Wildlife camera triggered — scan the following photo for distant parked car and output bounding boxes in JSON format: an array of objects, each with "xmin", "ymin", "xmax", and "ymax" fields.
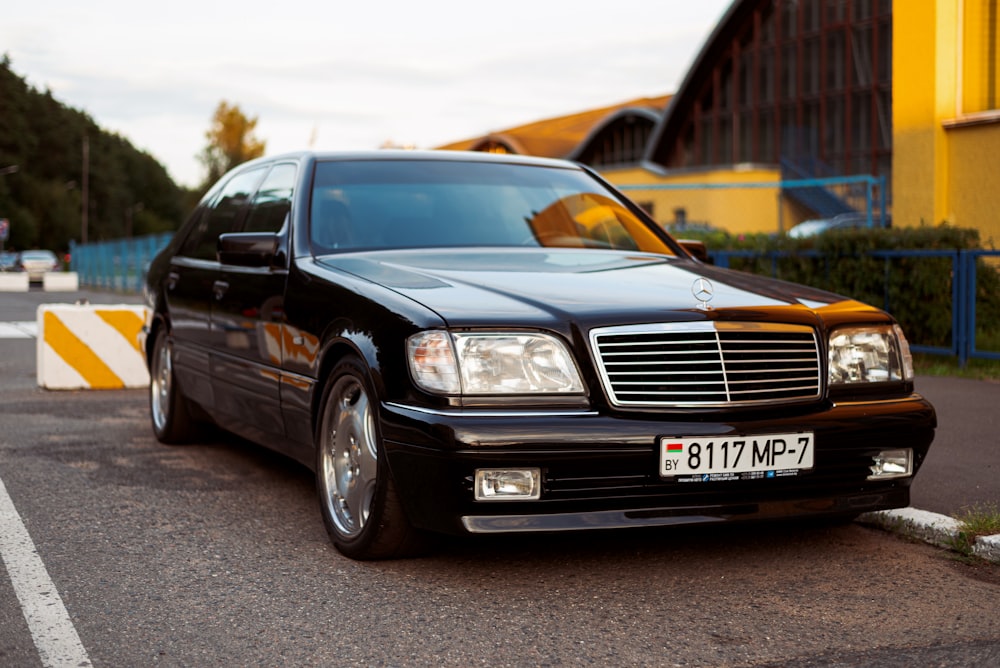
[
  {"xmin": 16, "ymin": 249, "xmax": 61, "ymax": 282},
  {"xmin": 788, "ymin": 212, "xmax": 891, "ymax": 238},
  {"xmin": 663, "ymin": 221, "xmax": 725, "ymax": 235},
  {"xmin": 0, "ymin": 251, "xmax": 17, "ymax": 271}
]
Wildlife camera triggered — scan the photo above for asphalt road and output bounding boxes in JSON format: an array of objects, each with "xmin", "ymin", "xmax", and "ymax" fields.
[
  {"xmin": 909, "ymin": 375, "xmax": 1000, "ymax": 516},
  {"xmin": 1, "ymin": 287, "xmax": 998, "ymax": 667}
]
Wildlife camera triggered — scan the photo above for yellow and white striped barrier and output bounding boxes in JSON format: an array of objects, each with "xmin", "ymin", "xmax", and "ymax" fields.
[{"xmin": 36, "ymin": 304, "xmax": 150, "ymax": 390}]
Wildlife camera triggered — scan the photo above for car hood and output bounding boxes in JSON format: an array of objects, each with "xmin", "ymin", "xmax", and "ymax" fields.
[{"xmin": 318, "ymin": 248, "xmax": 865, "ymax": 328}]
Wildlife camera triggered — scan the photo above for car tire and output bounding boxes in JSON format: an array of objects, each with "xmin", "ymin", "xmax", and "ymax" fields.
[
  {"xmin": 149, "ymin": 326, "xmax": 197, "ymax": 444},
  {"xmin": 315, "ymin": 356, "xmax": 428, "ymax": 560}
]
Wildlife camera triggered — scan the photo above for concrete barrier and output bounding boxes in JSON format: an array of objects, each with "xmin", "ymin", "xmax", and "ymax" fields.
[
  {"xmin": 37, "ymin": 304, "xmax": 150, "ymax": 390},
  {"xmin": 0, "ymin": 272, "xmax": 29, "ymax": 292},
  {"xmin": 43, "ymin": 272, "xmax": 80, "ymax": 291}
]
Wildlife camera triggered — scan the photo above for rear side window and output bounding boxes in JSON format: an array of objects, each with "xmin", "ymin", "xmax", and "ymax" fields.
[
  {"xmin": 244, "ymin": 163, "xmax": 296, "ymax": 234},
  {"xmin": 180, "ymin": 167, "xmax": 266, "ymax": 260}
]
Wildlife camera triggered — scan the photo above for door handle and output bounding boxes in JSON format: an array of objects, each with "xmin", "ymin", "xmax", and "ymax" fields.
[
  {"xmin": 167, "ymin": 271, "xmax": 179, "ymax": 290},
  {"xmin": 213, "ymin": 280, "xmax": 229, "ymax": 300}
]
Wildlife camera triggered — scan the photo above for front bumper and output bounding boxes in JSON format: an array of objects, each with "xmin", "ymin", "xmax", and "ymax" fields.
[
  {"xmin": 380, "ymin": 395, "xmax": 936, "ymax": 535},
  {"xmin": 460, "ymin": 488, "xmax": 910, "ymax": 533}
]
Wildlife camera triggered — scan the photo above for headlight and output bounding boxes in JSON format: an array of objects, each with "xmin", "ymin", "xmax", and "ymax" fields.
[
  {"xmin": 407, "ymin": 331, "xmax": 584, "ymax": 395},
  {"xmin": 828, "ymin": 325, "xmax": 913, "ymax": 384}
]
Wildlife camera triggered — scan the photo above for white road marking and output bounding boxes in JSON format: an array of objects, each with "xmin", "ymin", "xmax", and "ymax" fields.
[
  {"xmin": 0, "ymin": 321, "xmax": 38, "ymax": 338},
  {"xmin": 0, "ymin": 477, "xmax": 92, "ymax": 667}
]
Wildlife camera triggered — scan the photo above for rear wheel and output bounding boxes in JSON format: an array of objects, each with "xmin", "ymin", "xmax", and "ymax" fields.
[
  {"xmin": 149, "ymin": 327, "xmax": 197, "ymax": 444},
  {"xmin": 316, "ymin": 356, "xmax": 427, "ymax": 560}
]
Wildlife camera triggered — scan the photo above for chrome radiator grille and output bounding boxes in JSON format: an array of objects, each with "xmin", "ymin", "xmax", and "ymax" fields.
[{"xmin": 590, "ymin": 322, "xmax": 821, "ymax": 407}]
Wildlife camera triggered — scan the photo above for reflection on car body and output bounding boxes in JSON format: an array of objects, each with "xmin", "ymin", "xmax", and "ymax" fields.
[{"xmin": 143, "ymin": 151, "xmax": 935, "ymax": 560}]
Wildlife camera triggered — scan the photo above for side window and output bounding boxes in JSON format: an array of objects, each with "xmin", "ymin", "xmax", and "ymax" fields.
[
  {"xmin": 243, "ymin": 163, "xmax": 296, "ymax": 234},
  {"xmin": 180, "ymin": 167, "xmax": 266, "ymax": 260}
]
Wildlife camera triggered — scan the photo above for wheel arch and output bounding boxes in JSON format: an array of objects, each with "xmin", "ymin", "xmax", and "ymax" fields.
[
  {"xmin": 311, "ymin": 331, "xmax": 385, "ymax": 441},
  {"xmin": 145, "ymin": 310, "xmax": 169, "ymax": 369}
]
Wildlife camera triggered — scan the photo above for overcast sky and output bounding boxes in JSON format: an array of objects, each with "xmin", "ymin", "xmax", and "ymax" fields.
[{"xmin": 3, "ymin": 0, "xmax": 732, "ymax": 187}]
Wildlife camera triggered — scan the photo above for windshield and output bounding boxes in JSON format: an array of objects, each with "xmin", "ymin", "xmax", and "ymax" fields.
[{"xmin": 309, "ymin": 159, "xmax": 676, "ymax": 256}]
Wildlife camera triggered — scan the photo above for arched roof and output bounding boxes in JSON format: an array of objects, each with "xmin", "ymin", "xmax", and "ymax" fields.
[
  {"xmin": 645, "ymin": 0, "xmax": 755, "ymax": 166},
  {"xmin": 437, "ymin": 95, "xmax": 670, "ymax": 161},
  {"xmin": 566, "ymin": 106, "xmax": 662, "ymax": 165},
  {"xmin": 644, "ymin": 0, "xmax": 893, "ymax": 184}
]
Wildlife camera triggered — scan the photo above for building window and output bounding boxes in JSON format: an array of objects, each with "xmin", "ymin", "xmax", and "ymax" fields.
[
  {"xmin": 482, "ymin": 142, "xmax": 512, "ymax": 154},
  {"xmin": 963, "ymin": 0, "xmax": 1000, "ymax": 113}
]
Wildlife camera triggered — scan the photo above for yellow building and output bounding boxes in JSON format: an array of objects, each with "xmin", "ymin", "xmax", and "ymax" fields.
[{"xmin": 894, "ymin": 0, "xmax": 1000, "ymax": 246}]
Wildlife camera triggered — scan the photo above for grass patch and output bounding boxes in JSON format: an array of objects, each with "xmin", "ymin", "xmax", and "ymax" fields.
[
  {"xmin": 913, "ymin": 354, "xmax": 1000, "ymax": 382},
  {"xmin": 948, "ymin": 504, "xmax": 1000, "ymax": 558}
]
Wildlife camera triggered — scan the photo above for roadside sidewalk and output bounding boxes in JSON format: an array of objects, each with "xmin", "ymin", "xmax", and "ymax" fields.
[{"xmin": 860, "ymin": 508, "xmax": 1000, "ymax": 563}]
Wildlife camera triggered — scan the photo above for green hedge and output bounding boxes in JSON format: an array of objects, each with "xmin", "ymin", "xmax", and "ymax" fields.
[{"xmin": 682, "ymin": 225, "xmax": 1000, "ymax": 351}]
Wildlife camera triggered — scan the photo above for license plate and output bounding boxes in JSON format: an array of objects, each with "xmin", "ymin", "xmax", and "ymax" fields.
[{"xmin": 659, "ymin": 433, "xmax": 814, "ymax": 478}]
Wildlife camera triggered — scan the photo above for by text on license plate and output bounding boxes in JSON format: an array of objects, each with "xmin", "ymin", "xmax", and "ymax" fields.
[{"xmin": 659, "ymin": 433, "xmax": 814, "ymax": 479}]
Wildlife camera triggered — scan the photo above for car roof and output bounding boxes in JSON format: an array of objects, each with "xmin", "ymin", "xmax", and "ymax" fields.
[
  {"xmin": 239, "ymin": 149, "xmax": 583, "ymax": 171},
  {"xmin": 19, "ymin": 250, "xmax": 57, "ymax": 258}
]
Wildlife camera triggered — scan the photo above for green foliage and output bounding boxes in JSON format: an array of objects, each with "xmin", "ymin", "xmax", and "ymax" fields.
[
  {"xmin": 913, "ymin": 354, "xmax": 1000, "ymax": 382},
  {"xmin": 948, "ymin": 504, "xmax": 1000, "ymax": 558},
  {"xmin": 197, "ymin": 101, "xmax": 267, "ymax": 191},
  {"xmin": 690, "ymin": 225, "xmax": 1000, "ymax": 351},
  {"xmin": 0, "ymin": 57, "xmax": 190, "ymax": 252}
]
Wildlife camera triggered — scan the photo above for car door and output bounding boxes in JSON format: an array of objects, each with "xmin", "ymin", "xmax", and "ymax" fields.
[
  {"xmin": 165, "ymin": 166, "xmax": 266, "ymax": 413},
  {"xmin": 210, "ymin": 162, "xmax": 295, "ymax": 445}
]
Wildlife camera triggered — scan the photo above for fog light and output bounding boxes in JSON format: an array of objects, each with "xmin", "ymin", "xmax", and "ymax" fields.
[
  {"xmin": 474, "ymin": 469, "xmax": 541, "ymax": 501},
  {"xmin": 868, "ymin": 449, "xmax": 913, "ymax": 480}
]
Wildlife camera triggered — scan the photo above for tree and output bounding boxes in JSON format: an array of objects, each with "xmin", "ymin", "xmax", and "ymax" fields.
[
  {"xmin": 197, "ymin": 101, "xmax": 266, "ymax": 189},
  {"xmin": 0, "ymin": 57, "xmax": 187, "ymax": 250}
]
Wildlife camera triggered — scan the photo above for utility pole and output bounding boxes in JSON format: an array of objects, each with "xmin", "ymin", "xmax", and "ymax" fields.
[
  {"xmin": 1, "ymin": 166, "xmax": 19, "ymax": 250},
  {"xmin": 81, "ymin": 136, "xmax": 89, "ymax": 245},
  {"xmin": 125, "ymin": 203, "xmax": 143, "ymax": 239}
]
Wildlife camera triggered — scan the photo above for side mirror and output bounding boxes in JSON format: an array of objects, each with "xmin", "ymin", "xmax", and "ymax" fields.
[
  {"xmin": 218, "ymin": 232, "xmax": 281, "ymax": 267},
  {"xmin": 677, "ymin": 239, "xmax": 713, "ymax": 264}
]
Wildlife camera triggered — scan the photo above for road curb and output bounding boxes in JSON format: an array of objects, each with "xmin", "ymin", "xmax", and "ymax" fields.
[
  {"xmin": 858, "ymin": 507, "xmax": 1000, "ymax": 564},
  {"xmin": 974, "ymin": 534, "xmax": 1000, "ymax": 563}
]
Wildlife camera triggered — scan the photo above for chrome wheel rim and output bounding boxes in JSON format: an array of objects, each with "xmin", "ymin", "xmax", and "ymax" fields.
[
  {"xmin": 321, "ymin": 375, "xmax": 378, "ymax": 538},
  {"xmin": 151, "ymin": 336, "xmax": 171, "ymax": 432}
]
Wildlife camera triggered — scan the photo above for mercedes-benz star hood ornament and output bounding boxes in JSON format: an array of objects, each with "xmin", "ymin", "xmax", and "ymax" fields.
[{"xmin": 692, "ymin": 277, "xmax": 714, "ymax": 310}]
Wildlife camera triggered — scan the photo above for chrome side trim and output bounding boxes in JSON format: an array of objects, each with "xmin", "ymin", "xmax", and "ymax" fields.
[{"xmin": 384, "ymin": 402, "xmax": 598, "ymax": 418}]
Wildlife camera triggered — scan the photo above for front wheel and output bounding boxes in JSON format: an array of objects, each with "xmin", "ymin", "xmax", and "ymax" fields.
[{"xmin": 315, "ymin": 356, "xmax": 427, "ymax": 560}]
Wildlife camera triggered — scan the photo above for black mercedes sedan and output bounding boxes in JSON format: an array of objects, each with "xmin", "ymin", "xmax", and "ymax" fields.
[{"xmin": 143, "ymin": 150, "xmax": 936, "ymax": 560}]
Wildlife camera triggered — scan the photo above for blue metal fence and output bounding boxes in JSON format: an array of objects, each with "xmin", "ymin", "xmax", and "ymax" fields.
[{"xmin": 69, "ymin": 233, "xmax": 173, "ymax": 294}]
